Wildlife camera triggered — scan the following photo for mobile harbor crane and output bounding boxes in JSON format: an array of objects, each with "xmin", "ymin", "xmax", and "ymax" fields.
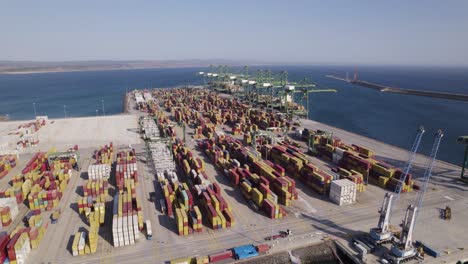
[
  {"xmin": 388, "ymin": 130, "xmax": 443, "ymax": 263},
  {"xmin": 370, "ymin": 126, "xmax": 425, "ymax": 244}
]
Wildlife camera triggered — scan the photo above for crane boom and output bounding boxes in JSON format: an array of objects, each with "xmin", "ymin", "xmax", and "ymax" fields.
[
  {"xmin": 414, "ymin": 129, "xmax": 443, "ymax": 224},
  {"xmin": 394, "ymin": 126, "xmax": 425, "ymax": 202}
]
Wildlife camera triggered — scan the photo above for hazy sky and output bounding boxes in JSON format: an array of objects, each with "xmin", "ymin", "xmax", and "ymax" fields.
[{"xmin": 1, "ymin": 0, "xmax": 468, "ymax": 66}]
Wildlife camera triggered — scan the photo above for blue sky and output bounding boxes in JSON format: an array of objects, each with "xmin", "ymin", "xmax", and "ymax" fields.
[{"xmin": 1, "ymin": 0, "xmax": 467, "ymax": 66}]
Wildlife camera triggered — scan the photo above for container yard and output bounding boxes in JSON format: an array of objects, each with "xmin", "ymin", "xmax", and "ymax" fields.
[{"xmin": 0, "ymin": 84, "xmax": 465, "ymax": 264}]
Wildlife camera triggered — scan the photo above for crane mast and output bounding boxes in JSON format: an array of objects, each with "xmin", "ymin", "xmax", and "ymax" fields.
[{"xmin": 370, "ymin": 193, "xmax": 394, "ymax": 242}]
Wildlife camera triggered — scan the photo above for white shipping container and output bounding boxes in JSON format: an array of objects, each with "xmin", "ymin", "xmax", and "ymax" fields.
[
  {"xmin": 329, "ymin": 179, "xmax": 356, "ymax": 206},
  {"xmin": 335, "ymin": 147, "xmax": 346, "ymax": 156},
  {"xmin": 332, "ymin": 153, "xmax": 342, "ymax": 164}
]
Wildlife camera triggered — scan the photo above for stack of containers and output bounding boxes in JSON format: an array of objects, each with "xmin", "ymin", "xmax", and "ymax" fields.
[
  {"xmin": 94, "ymin": 143, "xmax": 114, "ymax": 165},
  {"xmin": 329, "ymin": 179, "xmax": 357, "ymax": 206},
  {"xmin": 199, "ymin": 136, "xmax": 290, "ymax": 219},
  {"xmin": 335, "ymin": 168, "xmax": 365, "ymax": 192},
  {"xmin": 83, "ymin": 179, "xmax": 109, "ymax": 198},
  {"xmin": 299, "ymin": 163, "xmax": 333, "ymax": 195},
  {"xmin": 115, "ymin": 150, "xmax": 138, "ymax": 191},
  {"xmin": 71, "ymin": 232, "xmax": 80, "ymax": 256},
  {"xmin": 0, "ymin": 233, "xmax": 9, "ymax": 263},
  {"xmin": 7, "ymin": 231, "xmax": 31, "ymax": 264},
  {"xmin": 87, "ymin": 164, "xmax": 111, "ymax": 180},
  {"xmin": 27, "ymin": 214, "xmax": 47, "ymax": 249},
  {"xmin": 87, "ymin": 211, "xmax": 99, "ymax": 254},
  {"xmin": 112, "ymin": 189, "xmax": 142, "ymax": 247},
  {"xmin": 230, "ymin": 167, "xmax": 282, "ymax": 219},
  {"xmin": 0, "ymin": 155, "xmax": 17, "ymax": 179},
  {"xmin": 27, "ymin": 189, "xmax": 61, "ymax": 211},
  {"xmin": 172, "ymin": 140, "xmax": 234, "ymax": 231},
  {"xmin": 0, "ymin": 197, "xmax": 19, "ymax": 227}
]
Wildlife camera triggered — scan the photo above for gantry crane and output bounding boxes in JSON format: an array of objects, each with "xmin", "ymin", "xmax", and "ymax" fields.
[
  {"xmin": 389, "ymin": 130, "xmax": 443, "ymax": 263},
  {"xmin": 276, "ymin": 77, "xmax": 336, "ymax": 121},
  {"xmin": 457, "ymin": 136, "xmax": 468, "ymax": 180},
  {"xmin": 370, "ymin": 126, "xmax": 425, "ymax": 245}
]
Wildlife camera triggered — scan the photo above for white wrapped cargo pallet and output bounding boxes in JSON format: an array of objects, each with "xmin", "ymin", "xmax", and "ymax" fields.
[
  {"xmin": 78, "ymin": 232, "xmax": 86, "ymax": 253},
  {"xmin": 123, "ymin": 215, "xmax": 128, "ymax": 246},
  {"xmin": 88, "ymin": 164, "xmax": 111, "ymax": 179},
  {"xmin": 133, "ymin": 214, "xmax": 140, "ymax": 240},
  {"xmin": 112, "ymin": 217, "xmax": 119, "ymax": 247},
  {"xmin": 149, "ymin": 142, "xmax": 175, "ymax": 172},
  {"xmin": 329, "ymin": 179, "xmax": 357, "ymax": 206},
  {"xmin": 128, "ymin": 215, "xmax": 135, "ymax": 245},
  {"xmin": 332, "ymin": 153, "xmax": 342, "ymax": 164},
  {"xmin": 118, "ymin": 216, "xmax": 124, "ymax": 246}
]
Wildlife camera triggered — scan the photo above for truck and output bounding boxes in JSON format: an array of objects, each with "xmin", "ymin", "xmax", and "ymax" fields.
[
  {"xmin": 51, "ymin": 209, "xmax": 61, "ymax": 224},
  {"xmin": 264, "ymin": 229, "xmax": 291, "ymax": 241},
  {"xmin": 146, "ymin": 219, "xmax": 152, "ymax": 240}
]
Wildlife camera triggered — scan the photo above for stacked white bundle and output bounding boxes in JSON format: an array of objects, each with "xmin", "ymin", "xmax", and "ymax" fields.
[
  {"xmin": 116, "ymin": 162, "xmax": 137, "ymax": 180},
  {"xmin": 134, "ymin": 92, "xmax": 144, "ymax": 104},
  {"xmin": 332, "ymin": 147, "xmax": 346, "ymax": 164},
  {"xmin": 88, "ymin": 164, "xmax": 111, "ymax": 179},
  {"xmin": 132, "ymin": 213, "xmax": 140, "ymax": 241},
  {"xmin": 112, "ymin": 194, "xmax": 140, "ymax": 247},
  {"xmin": 143, "ymin": 92, "xmax": 153, "ymax": 102},
  {"xmin": 78, "ymin": 232, "xmax": 86, "ymax": 255},
  {"xmin": 141, "ymin": 118, "xmax": 160, "ymax": 140},
  {"xmin": 148, "ymin": 142, "xmax": 176, "ymax": 173},
  {"xmin": 329, "ymin": 179, "xmax": 357, "ymax": 206},
  {"xmin": 122, "ymin": 216, "xmax": 129, "ymax": 246}
]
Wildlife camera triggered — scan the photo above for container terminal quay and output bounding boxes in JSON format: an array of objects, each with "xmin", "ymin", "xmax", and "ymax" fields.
[{"xmin": 0, "ymin": 68, "xmax": 467, "ymax": 264}]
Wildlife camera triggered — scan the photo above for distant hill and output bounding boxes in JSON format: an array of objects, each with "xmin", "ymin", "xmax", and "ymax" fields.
[{"xmin": 0, "ymin": 60, "xmax": 264, "ymax": 74}]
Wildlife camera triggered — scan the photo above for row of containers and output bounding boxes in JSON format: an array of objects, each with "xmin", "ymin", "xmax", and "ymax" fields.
[
  {"xmin": 200, "ymin": 132, "xmax": 300, "ymax": 218},
  {"xmin": 0, "ymin": 155, "xmax": 17, "ymax": 179},
  {"xmin": 170, "ymin": 244, "xmax": 270, "ymax": 264},
  {"xmin": 150, "ymin": 137, "xmax": 235, "ymax": 236},
  {"xmin": 113, "ymin": 148, "xmax": 144, "ymax": 247},
  {"xmin": 73, "ymin": 144, "xmax": 111, "ymax": 257},
  {"xmin": 299, "ymin": 129, "xmax": 414, "ymax": 193},
  {"xmin": 172, "ymin": 140, "xmax": 235, "ymax": 232},
  {"xmin": 72, "ymin": 210, "xmax": 101, "ymax": 256}
]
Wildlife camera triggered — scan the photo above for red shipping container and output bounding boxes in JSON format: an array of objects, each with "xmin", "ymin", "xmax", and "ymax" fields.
[
  {"xmin": 256, "ymin": 244, "xmax": 269, "ymax": 253},
  {"xmin": 209, "ymin": 251, "xmax": 233, "ymax": 263}
]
